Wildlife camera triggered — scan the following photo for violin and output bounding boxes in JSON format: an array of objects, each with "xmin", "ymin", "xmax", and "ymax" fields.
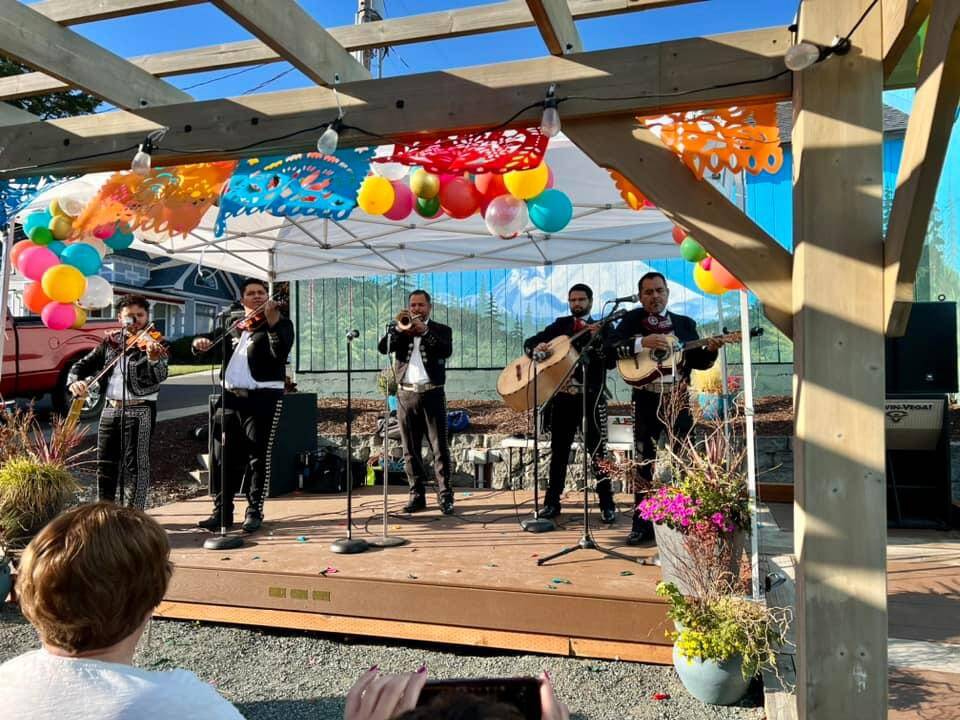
[{"xmin": 106, "ymin": 324, "xmax": 169, "ymax": 357}]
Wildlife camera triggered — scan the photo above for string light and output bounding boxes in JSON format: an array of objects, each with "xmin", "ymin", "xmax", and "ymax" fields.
[
  {"xmin": 539, "ymin": 83, "xmax": 561, "ymax": 138},
  {"xmin": 130, "ymin": 128, "xmax": 168, "ymax": 176},
  {"xmin": 784, "ymin": 35, "xmax": 851, "ymax": 71},
  {"xmin": 317, "ymin": 117, "xmax": 344, "ymax": 154}
]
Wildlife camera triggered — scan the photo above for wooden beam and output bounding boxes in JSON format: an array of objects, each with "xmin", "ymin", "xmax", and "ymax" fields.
[
  {"xmin": 792, "ymin": 0, "xmax": 887, "ymax": 717},
  {"xmin": 884, "ymin": 0, "xmax": 960, "ymax": 336},
  {"xmin": 0, "ymin": 0, "xmax": 702, "ymax": 102},
  {"xmin": 883, "ymin": 0, "xmax": 931, "ymax": 77},
  {"xmin": 0, "ymin": 0, "xmax": 191, "ymax": 109},
  {"xmin": 564, "ymin": 115, "xmax": 794, "ymax": 337},
  {"xmin": 210, "ymin": 0, "xmax": 369, "ymax": 85},
  {"xmin": 526, "ymin": 0, "xmax": 583, "ymax": 55},
  {"xmin": 29, "ymin": 0, "xmax": 204, "ymax": 24},
  {"xmin": 0, "ymin": 27, "xmax": 792, "ymax": 179},
  {"xmin": 0, "ymin": 102, "xmax": 39, "ymax": 126}
]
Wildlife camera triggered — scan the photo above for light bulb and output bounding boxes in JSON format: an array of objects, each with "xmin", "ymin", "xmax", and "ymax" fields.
[
  {"xmin": 317, "ymin": 124, "xmax": 339, "ymax": 154},
  {"xmin": 785, "ymin": 42, "xmax": 822, "ymax": 71},
  {"xmin": 540, "ymin": 106, "xmax": 561, "ymax": 138},
  {"xmin": 131, "ymin": 144, "xmax": 152, "ymax": 175}
]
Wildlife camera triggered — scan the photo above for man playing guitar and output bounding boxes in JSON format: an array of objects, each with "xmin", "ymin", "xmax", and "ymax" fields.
[{"xmin": 610, "ymin": 272, "xmax": 724, "ymax": 545}]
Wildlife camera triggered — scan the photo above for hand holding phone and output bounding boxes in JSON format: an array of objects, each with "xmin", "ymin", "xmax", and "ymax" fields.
[{"xmin": 416, "ymin": 673, "xmax": 567, "ymax": 720}]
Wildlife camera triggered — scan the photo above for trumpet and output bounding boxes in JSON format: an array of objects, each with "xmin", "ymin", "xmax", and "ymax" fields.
[{"xmin": 395, "ymin": 309, "xmax": 422, "ymax": 333}]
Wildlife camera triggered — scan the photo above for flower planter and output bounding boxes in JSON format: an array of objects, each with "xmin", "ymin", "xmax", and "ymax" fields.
[
  {"xmin": 654, "ymin": 523, "xmax": 746, "ymax": 596},
  {"xmin": 672, "ymin": 643, "xmax": 751, "ymax": 705},
  {"xmin": 387, "ymin": 395, "xmax": 398, "ymax": 412},
  {"xmin": 697, "ymin": 392, "xmax": 732, "ymax": 421}
]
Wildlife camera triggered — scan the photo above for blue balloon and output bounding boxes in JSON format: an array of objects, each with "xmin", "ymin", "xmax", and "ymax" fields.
[
  {"xmin": 61, "ymin": 243, "xmax": 103, "ymax": 276},
  {"xmin": 105, "ymin": 228, "xmax": 134, "ymax": 250},
  {"xmin": 23, "ymin": 210, "xmax": 52, "ymax": 234},
  {"xmin": 527, "ymin": 189, "xmax": 573, "ymax": 233},
  {"xmin": 48, "ymin": 240, "xmax": 67, "ymax": 256}
]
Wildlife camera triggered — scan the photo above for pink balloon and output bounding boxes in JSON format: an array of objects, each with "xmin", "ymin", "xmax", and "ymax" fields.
[
  {"xmin": 383, "ymin": 181, "xmax": 415, "ymax": 221},
  {"xmin": 41, "ymin": 302, "xmax": 77, "ymax": 330},
  {"xmin": 701, "ymin": 257, "xmax": 713, "ymax": 271},
  {"xmin": 18, "ymin": 245, "xmax": 60, "ymax": 281},
  {"xmin": 545, "ymin": 166, "xmax": 555, "ymax": 190},
  {"xmin": 93, "ymin": 223, "xmax": 116, "ymax": 240}
]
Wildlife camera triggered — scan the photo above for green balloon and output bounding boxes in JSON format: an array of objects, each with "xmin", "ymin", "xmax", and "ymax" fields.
[
  {"xmin": 680, "ymin": 236, "xmax": 706, "ymax": 263},
  {"xmin": 415, "ymin": 195, "xmax": 441, "ymax": 218},
  {"xmin": 29, "ymin": 226, "xmax": 54, "ymax": 246}
]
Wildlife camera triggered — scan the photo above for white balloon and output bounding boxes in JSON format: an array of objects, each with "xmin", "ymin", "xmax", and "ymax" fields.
[
  {"xmin": 78, "ymin": 275, "xmax": 114, "ymax": 309},
  {"xmin": 58, "ymin": 195, "xmax": 86, "ymax": 218},
  {"xmin": 372, "ymin": 161, "xmax": 409, "ymax": 182},
  {"xmin": 484, "ymin": 194, "xmax": 529, "ymax": 237},
  {"xmin": 84, "ymin": 237, "xmax": 109, "ymax": 259}
]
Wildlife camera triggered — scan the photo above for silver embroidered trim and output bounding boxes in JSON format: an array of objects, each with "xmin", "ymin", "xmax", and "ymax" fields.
[{"xmin": 259, "ymin": 398, "xmax": 283, "ymax": 513}]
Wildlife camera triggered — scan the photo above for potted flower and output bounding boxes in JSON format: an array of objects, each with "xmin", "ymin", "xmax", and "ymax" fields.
[
  {"xmin": 657, "ymin": 581, "xmax": 791, "ymax": 705},
  {"xmin": 376, "ymin": 367, "xmax": 399, "ymax": 412},
  {"xmin": 637, "ymin": 405, "xmax": 750, "ymax": 596},
  {"xmin": 690, "ymin": 366, "xmax": 740, "ymax": 421}
]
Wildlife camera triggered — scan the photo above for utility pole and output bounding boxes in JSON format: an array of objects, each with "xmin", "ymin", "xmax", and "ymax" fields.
[{"xmin": 353, "ymin": 0, "xmax": 386, "ymax": 76}]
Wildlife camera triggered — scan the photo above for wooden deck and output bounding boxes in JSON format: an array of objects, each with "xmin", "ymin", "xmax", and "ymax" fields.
[{"xmin": 150, "ymin": 488, "xmax": 673, "ymax": 663}]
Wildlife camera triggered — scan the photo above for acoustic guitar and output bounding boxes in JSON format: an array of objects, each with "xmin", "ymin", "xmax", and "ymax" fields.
[{"xmin": 617, "ymin": 327, "xmax": 762, "ymax": 388}]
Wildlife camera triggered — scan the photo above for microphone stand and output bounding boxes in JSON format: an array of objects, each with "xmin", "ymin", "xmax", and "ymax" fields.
[
  {"xmin": 204, "ymin": 310, "xmax": 243, "ymax": 551},
  {"xmin": 538, "ymin": 309, "xmax": 650, "ymax": 566},
  {"xmin": 521, "ymin": 352, "xmax": 554, "ymax": 533},
  {"xmin": 369, "ymin": 323, "xmax": 407, "ymax": 548},
  {"xmin": 331, "ymin": 330, "xmax": 369, "ymax": 554},
  {"xmin": 117, "ymin": 320, "xmax": 128, "ymax": 506}
]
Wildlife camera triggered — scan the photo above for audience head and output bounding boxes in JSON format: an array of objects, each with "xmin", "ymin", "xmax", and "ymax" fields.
[{"xmin": 18, "ymin": 502, "xmax": 172, "ymax": 654}]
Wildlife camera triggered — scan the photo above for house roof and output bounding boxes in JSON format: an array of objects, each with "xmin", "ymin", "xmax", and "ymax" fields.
[{"xmin": 775, "ymin": 102, "xmax": 909, "ymax": 143}]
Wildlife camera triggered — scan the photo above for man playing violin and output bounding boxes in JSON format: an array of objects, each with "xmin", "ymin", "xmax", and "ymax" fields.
[
  {"xmin": 523, "ymin": 283, "xmax": 617, "ymax": 523},
  {"xmin": 609, "ymin": 272, "xmax": 723, "ymax": 545},
  {"xmin": 377, "ymin": 289, "xmax": 455, "ymax": 515},
  {"xmin": 192, "ymin": 278, "xmax": 294, "ymax": 533},
  {"xmin": 67, "ymin": 295, "xmax": 168, "ymax": 510}
]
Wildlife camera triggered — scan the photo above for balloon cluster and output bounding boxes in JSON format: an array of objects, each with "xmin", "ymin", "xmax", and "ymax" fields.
[
  {"xmin": 356, "ymin": 157, "xmax": 573, "ymax": 239},
  {"xmin": 14, "ymin": 198, "xmax": 134, "ymax": 330},
  {"xmin": 671, "ymin": 225, "xmax": 746, "ymax": 296}
]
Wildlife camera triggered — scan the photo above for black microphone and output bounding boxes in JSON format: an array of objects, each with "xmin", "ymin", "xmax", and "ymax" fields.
[
  {"xmin": 532, "ymin": 349, "xmax": 549, "ymax": 362},
  {"xmin": 123, "ymin": 315, "xmax": 135, "ymax": 327},
  {"xmin": 612, "ymin": 293, "xmax": 640, "ymax": 304},
  {"xmin": 346, "ymin": 329, "xmax": 360, "ymax": 341}
]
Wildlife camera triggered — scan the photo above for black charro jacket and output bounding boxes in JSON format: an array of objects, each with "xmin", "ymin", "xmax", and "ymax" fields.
[
  {"xmin": 68, "ymin": 331, "xmax": 169, "ymax": 398},
  {"xmin": 197, "ymin": 316, "xmax": 295, "ymax": 384},
  {"xmin": 609, "ymin": 309, "xmax": 717, "ymax": 382},
  {"xmin": 378, "ymin": 320, "xmax": 453, "ymax": 387},
  {"xmin": 523, "ymin": 315, "xmax": 615, "ymax": 394}
]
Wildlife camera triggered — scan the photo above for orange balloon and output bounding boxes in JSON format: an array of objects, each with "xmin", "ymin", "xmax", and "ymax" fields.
[
  {"xmin": 710, "ymin": 260, "xmax": 746, "ymax": 291},
  {"xmin": 23, "ymin": 282, "xmax": 53, "ymax": 314}
]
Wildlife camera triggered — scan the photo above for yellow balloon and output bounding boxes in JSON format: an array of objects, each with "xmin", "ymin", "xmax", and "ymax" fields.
[
  {"xmin": 41, "ymin": 264, "xmax": 87, "ymax": 304},
  {"xmin": 357, "ymin": 175, "xmax": 396, "ymax": 215},
  {"xmin": 48, "ymin": 214, "xmax": 73, "ymax": 241},
  {"xmin": 50, "ymin": 198, "xmax": 67, "ymax": 218},
  {"xmin": 71, "ymin": 305, "xmax": 88, "ymax": 329},
  {"xmin": 504, "ymin": 163, "xmax": 549, "ymax": 200},
  {"xmin": 693, "ymin": 263, "xmax": 726, "ymax": 296},
  {"xmin": 409, "ymin": 168, "xmax": 440, "ymax": 199}
]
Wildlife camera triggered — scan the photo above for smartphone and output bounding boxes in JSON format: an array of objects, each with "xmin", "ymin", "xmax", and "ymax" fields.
[{"xmin": 416, "ymin": 676, "xmax": 541, "ymax": 720}]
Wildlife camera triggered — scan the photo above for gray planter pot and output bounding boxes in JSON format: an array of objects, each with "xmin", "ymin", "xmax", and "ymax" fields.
[
  {"xmin": 654, "ymin": 523, "xmax": 746, "ymax": 596},
  {"xmin": 672, "ymin": 643, "xmax": 751, "ymax": 705},
  {"xmin": 0, "ymin": 558, "xmax": 12, "ymax": 603}
]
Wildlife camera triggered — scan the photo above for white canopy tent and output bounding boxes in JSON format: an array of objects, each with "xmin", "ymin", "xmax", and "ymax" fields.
[{"xmin": 15, "ymin": 136, "xmax": 681, "ymax": 280}]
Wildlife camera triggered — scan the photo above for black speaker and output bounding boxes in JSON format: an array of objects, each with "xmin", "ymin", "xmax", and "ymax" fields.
[
  {"xmin": 886, "ymin": 301, "xmax": 958, "ymax": 394},
  {"xmin": 208, "ymin": 392, "xmax": 318, "ymax": 498}
]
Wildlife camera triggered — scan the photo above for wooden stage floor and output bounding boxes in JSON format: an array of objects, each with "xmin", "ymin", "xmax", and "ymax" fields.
[{"xmin": 150, "ymin": 488, "xmax": 674, "ymax": 663}]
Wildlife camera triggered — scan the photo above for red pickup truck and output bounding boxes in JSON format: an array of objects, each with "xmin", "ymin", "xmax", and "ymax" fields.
[{"xmin": 2, "ymin": 315, "xmax": 117, "ymax": 420}]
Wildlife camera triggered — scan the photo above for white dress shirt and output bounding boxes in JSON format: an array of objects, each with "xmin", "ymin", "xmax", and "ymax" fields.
[
  {"xmin": 106, "ymin": 356, "xmax": 158, "ymax": 402},
  {"xmin": 402, "ymin": 334, "xmax": 431, "ymax": 385},
  {"xmin": 224, "ymin": 331, "xmax": 285, "ymax": 391}
]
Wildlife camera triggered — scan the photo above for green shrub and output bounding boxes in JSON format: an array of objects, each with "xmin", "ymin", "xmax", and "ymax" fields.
[{"xmin": 0, "ymin": 457, "xmax": 78, "ymax": 551}]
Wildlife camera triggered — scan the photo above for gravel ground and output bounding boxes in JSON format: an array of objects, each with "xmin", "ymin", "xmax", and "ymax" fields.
[{"xmin": 0, "ymin": 604, "xmax": 764, "ymax": 719}]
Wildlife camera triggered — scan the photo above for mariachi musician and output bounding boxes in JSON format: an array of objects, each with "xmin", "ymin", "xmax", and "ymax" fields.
[
  {"xmin": 191, "ymin": 278, "xmax": 294, "ymax": 533},
  {"xmin": 523, "ymin": 283, "xmax": 617, "ymax": 522},
  {"xmin": 377, "ymin": 289, "xmax": 455, "ymax": 515},
  {"xmin": 67, "ymin": 294, "xmax": 169, "ymax": 511}
]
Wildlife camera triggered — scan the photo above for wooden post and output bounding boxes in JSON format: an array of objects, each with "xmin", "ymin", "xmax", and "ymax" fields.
[{"xmin": 792, "ymin": 0, "xmax": 887, "ymax": 717}]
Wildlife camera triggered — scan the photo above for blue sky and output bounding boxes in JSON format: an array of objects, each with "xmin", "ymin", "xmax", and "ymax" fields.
[{"xmin": 33, "ymin": 0, "xmax": 798, "ymax": 107}]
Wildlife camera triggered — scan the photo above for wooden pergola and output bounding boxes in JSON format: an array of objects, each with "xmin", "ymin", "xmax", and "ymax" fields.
[{"xmin": 0, "ymin": 0, "xmax": 955, "ymax": 716}]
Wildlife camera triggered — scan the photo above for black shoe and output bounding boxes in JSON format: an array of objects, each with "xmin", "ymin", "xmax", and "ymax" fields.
[
  {"xmin": 600, "ymin": 507, "xmax": 617, "ymax": 524},
  {"xmin": 198, "ymin": 513, "xmax": 233, "ymax": 531},
  {"xmin": 538, "ymin": 504, "xmax": 561, "ymax": 519},
  {"xmin": 242, "ymin": 510, "xmax": 262, "ymax": 533},
  {"xmin": 626, "ymin": 531, "xmax": 644, "ymax": 546},
  {"xmin": 403, "ymin": 496, "xmax": 427, "ymax": 513},
  {"xmin": 440, "ymin": 496, "xmax": 455, "ymax": 515}
]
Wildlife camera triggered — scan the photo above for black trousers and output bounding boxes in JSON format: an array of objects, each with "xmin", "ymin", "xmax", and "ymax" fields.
[
  {"xmin": 545, "ymin": 391, "xmax": 612, "ymax": 506},
  {"xmin": 632, "ymin": 388, "xmax": 694, "ymax": 531},
  {"xmin": 397, "ymin": 387, "xmax": 452, "ymax": 500},
  {"xmin": 210, "ymin": 389, "xmax": 283, "ymax": 518},
  {"xmin": 97, "ymin": 401, "xmax": 156, "ymax": 511}
]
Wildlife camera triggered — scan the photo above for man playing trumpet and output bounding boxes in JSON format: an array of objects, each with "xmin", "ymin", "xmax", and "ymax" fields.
[{"xmin": 378, "ymin": 290, "xmax": 455, "ymax": 515}]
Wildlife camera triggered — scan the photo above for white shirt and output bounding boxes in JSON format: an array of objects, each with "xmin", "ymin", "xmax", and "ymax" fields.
[
  {"xmin": 224, "ymin": 331, "xmax": 284, "ymax": 391},
  {"xmin": 106, "ymin": 356, "xmax": 158, "ymax": 402},
  {"xmin": 402, "ymin": 334, "xmax": 431, "ymax": 384},
  {"xmin": 0, "ymin": 649, "xmax": 245, "ymax": 720}
]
